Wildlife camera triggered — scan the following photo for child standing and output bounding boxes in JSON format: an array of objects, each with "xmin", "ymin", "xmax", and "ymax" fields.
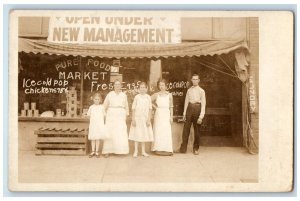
[
  {"xmin": 129, "ymin": 82, "xmax": 154, "ymax": 157},
  {"xmin": 86, "ymin": 93, "xmax": 107, "ymax": 158}
]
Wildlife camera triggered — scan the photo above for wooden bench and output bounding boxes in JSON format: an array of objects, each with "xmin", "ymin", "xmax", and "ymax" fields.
[{"xmin": 34, "ymin": 127, "xmax": 88, "ymax": 155}]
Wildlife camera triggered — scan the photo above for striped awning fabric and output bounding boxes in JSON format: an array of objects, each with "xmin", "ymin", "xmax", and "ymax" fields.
[{"xmin": 19, "ymin": 38, "xmax": 249, "ymax": 59}]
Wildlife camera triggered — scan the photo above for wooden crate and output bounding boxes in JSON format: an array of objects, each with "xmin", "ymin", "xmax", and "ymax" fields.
[{"xmin": 34, "ymin": 127, "xmax": 88, "ymax": 156}]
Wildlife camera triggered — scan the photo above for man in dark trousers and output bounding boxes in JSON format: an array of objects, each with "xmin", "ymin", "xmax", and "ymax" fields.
[{"xmin": 175, "ymin": 74, "xmax": 206, "ymax": 155}]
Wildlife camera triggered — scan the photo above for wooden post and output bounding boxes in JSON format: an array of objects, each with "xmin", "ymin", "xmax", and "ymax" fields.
[
  {"xmin": 241, "ymin": 17, "xmax": 251, "ymax": 147},
  {"xmin": 242, "ymin": 83, "xmax": 248, "ymax": 147},
  {"xmin": 187, "ymin": 57, "xmax": 192, "ymax": 79},
  {"xmin": 149, "ymin": 60, "xmax": 162, "ymax": 92},
  {"xmin": 79, "ymin": 56, "xmax": 84, "ymax": 115},
  {"xmin": 248, "ymin": 18, "xmax": 259, "ymax": 152}
]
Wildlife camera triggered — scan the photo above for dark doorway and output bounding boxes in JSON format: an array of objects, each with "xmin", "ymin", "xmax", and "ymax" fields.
[{"xmin": 161, "ymin": 54, "xmax": 243, "ymax": 147}]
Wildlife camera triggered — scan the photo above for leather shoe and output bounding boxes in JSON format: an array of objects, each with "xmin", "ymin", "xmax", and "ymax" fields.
[
  {"xmin": 88, "ymin": 152, "xmax": 95, "ymax": 158},
  {"xmin": 193, "ymin": 150, "xmax": 199, "ymax": 155}
]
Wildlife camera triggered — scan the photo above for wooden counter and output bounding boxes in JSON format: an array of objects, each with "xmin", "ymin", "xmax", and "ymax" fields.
[
  {"xmin": 18, "ymin": 107, "xmax": 231, "ymax": 122},
  {"xmin": 18, "ymin": 116, "xmax": 89, "ymax": 122}
]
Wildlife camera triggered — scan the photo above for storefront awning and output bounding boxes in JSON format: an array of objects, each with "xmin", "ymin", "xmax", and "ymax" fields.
[{"xmin": 19, "ymin": 38, "xmax": 249, "ymax": 59}]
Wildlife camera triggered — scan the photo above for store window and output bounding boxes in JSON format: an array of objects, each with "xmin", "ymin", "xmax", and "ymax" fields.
[
  {"xmin": 161, "ymin": 57, "xmax": 190, "ymax": 117},
  {"xmin": 18, "ymin": 53, "xmax": 150, "ymax": 117},
  {"xmin": 18, "ymin": 53, "xmax": 81, "ymax": 116}
]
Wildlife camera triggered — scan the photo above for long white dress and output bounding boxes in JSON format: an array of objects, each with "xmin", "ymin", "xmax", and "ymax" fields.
[
  {"xmin": 102, "ymin": 91, "xmax": 129, "ymax": 154},
  {"xmin": 129, "ymin": 94, "xmax": 154, "ymax": 142},
  {"xmin": 152, "ymin": 92, "xmax": 173, "ymax": 152},
  {"xmin": 87, "ymin": 104, "xmax": 107, "ymax": 140}
]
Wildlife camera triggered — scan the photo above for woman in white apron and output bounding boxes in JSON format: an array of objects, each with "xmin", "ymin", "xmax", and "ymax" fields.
[
  {"xmin": 102, "ymin": 80, "xmax": 129, "ymax": 157},
  {"xmin": 151, "ymin": 79, "xmax": 174, "ymax": 156}
]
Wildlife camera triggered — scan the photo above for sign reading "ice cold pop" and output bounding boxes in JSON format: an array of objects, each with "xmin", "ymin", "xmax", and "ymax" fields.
[
  {"xmin": 22, "ymin": 78, "xmax": 68, "ymax": 94},
  {"xmin": 47, "ymin": 15, "xmax": 181, "ymax": 44}
]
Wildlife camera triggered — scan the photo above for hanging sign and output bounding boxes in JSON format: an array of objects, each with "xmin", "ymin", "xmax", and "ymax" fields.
[
  {"xmin": 47, "ymin": 15, "xmax": 181, "ymax": 44},
  {"xmin": 248, "ymin": 75, "xmax": 257, "ymax": 113}
]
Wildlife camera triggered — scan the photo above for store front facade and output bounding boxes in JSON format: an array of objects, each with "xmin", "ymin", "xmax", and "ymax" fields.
[{"xmin": 18, "ymin": 16, "xmax": 259, "ymax": 153}]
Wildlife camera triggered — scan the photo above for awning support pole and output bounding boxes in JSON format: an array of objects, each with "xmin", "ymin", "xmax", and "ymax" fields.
[{"xmin": 79, "ymin": 56, "xmax": 83, "ymax": 115}]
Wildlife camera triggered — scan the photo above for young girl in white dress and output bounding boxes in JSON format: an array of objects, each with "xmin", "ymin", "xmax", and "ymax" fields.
[
  {"xmin": 151, "ymin": 79, "xmax": 174, "ymax": 156},
  {"xmin": 129, "ymin": 82, "xmax": 154, "ymax": 157},
  {"xmin": 86, "ymin": 93, "xmax": 108, "ymax": 158},
  {"xmin": 102, "ymin": 80, "xmax": 129, "ymax": 157}
]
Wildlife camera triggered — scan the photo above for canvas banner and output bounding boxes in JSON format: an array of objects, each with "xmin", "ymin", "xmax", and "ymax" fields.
[{"xmin": 47, "ymin": 15, "xmax": 181, "ymax": 44}]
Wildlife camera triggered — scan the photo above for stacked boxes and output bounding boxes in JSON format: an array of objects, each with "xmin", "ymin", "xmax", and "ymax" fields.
[
  {"xmin": 66, "ymin": 87, "xmax": 78, "ymax": 118},
  {"xmin": 21, "ymin": 102, "xmax": 39, "ymax": 117}
]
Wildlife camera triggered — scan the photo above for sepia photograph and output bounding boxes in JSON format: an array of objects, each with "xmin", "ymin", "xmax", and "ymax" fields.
[{"xmin": 8, "ymin": 10, "xmax": 293, "ymax": 192}]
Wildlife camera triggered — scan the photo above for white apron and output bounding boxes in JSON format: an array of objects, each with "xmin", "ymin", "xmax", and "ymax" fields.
[
  {"xmin": 102, "ymin": 91, "xmax": 129, "ymax": 154},
  {"xmin": 152, "ymin": 94, "xmax": 173, "ymax": 152},
  {"xmin": 102, "ymin": 107, "xmax": 129, "ymax": 154}
]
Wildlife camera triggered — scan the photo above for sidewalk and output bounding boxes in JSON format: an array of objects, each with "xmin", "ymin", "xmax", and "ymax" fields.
[{"xmin": 19, "ymin": 147, "xmax": 258, "ymax": 183}]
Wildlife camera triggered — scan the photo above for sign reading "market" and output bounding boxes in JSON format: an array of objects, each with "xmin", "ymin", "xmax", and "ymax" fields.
[{"xmin": 47, "ymin": 15, "xmax": 181, "ymax": 44}]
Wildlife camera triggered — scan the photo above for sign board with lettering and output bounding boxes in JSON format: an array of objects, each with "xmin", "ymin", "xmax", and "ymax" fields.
[
  {"xmin": 18, "ymin": 53, "xmax": 151, "ymax": 114},
  {"xmin": 248, "ymin": 75, "xmax": 257, "ymax": 113},
  {"xmin": 48, "ymin": 15, "xmax": 181, "ymax": 44}
]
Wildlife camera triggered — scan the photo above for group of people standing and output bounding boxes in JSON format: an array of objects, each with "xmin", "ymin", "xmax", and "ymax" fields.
[{"xmin": 86, "ymin": 74, "xmax": 206, "ymax": 158}]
